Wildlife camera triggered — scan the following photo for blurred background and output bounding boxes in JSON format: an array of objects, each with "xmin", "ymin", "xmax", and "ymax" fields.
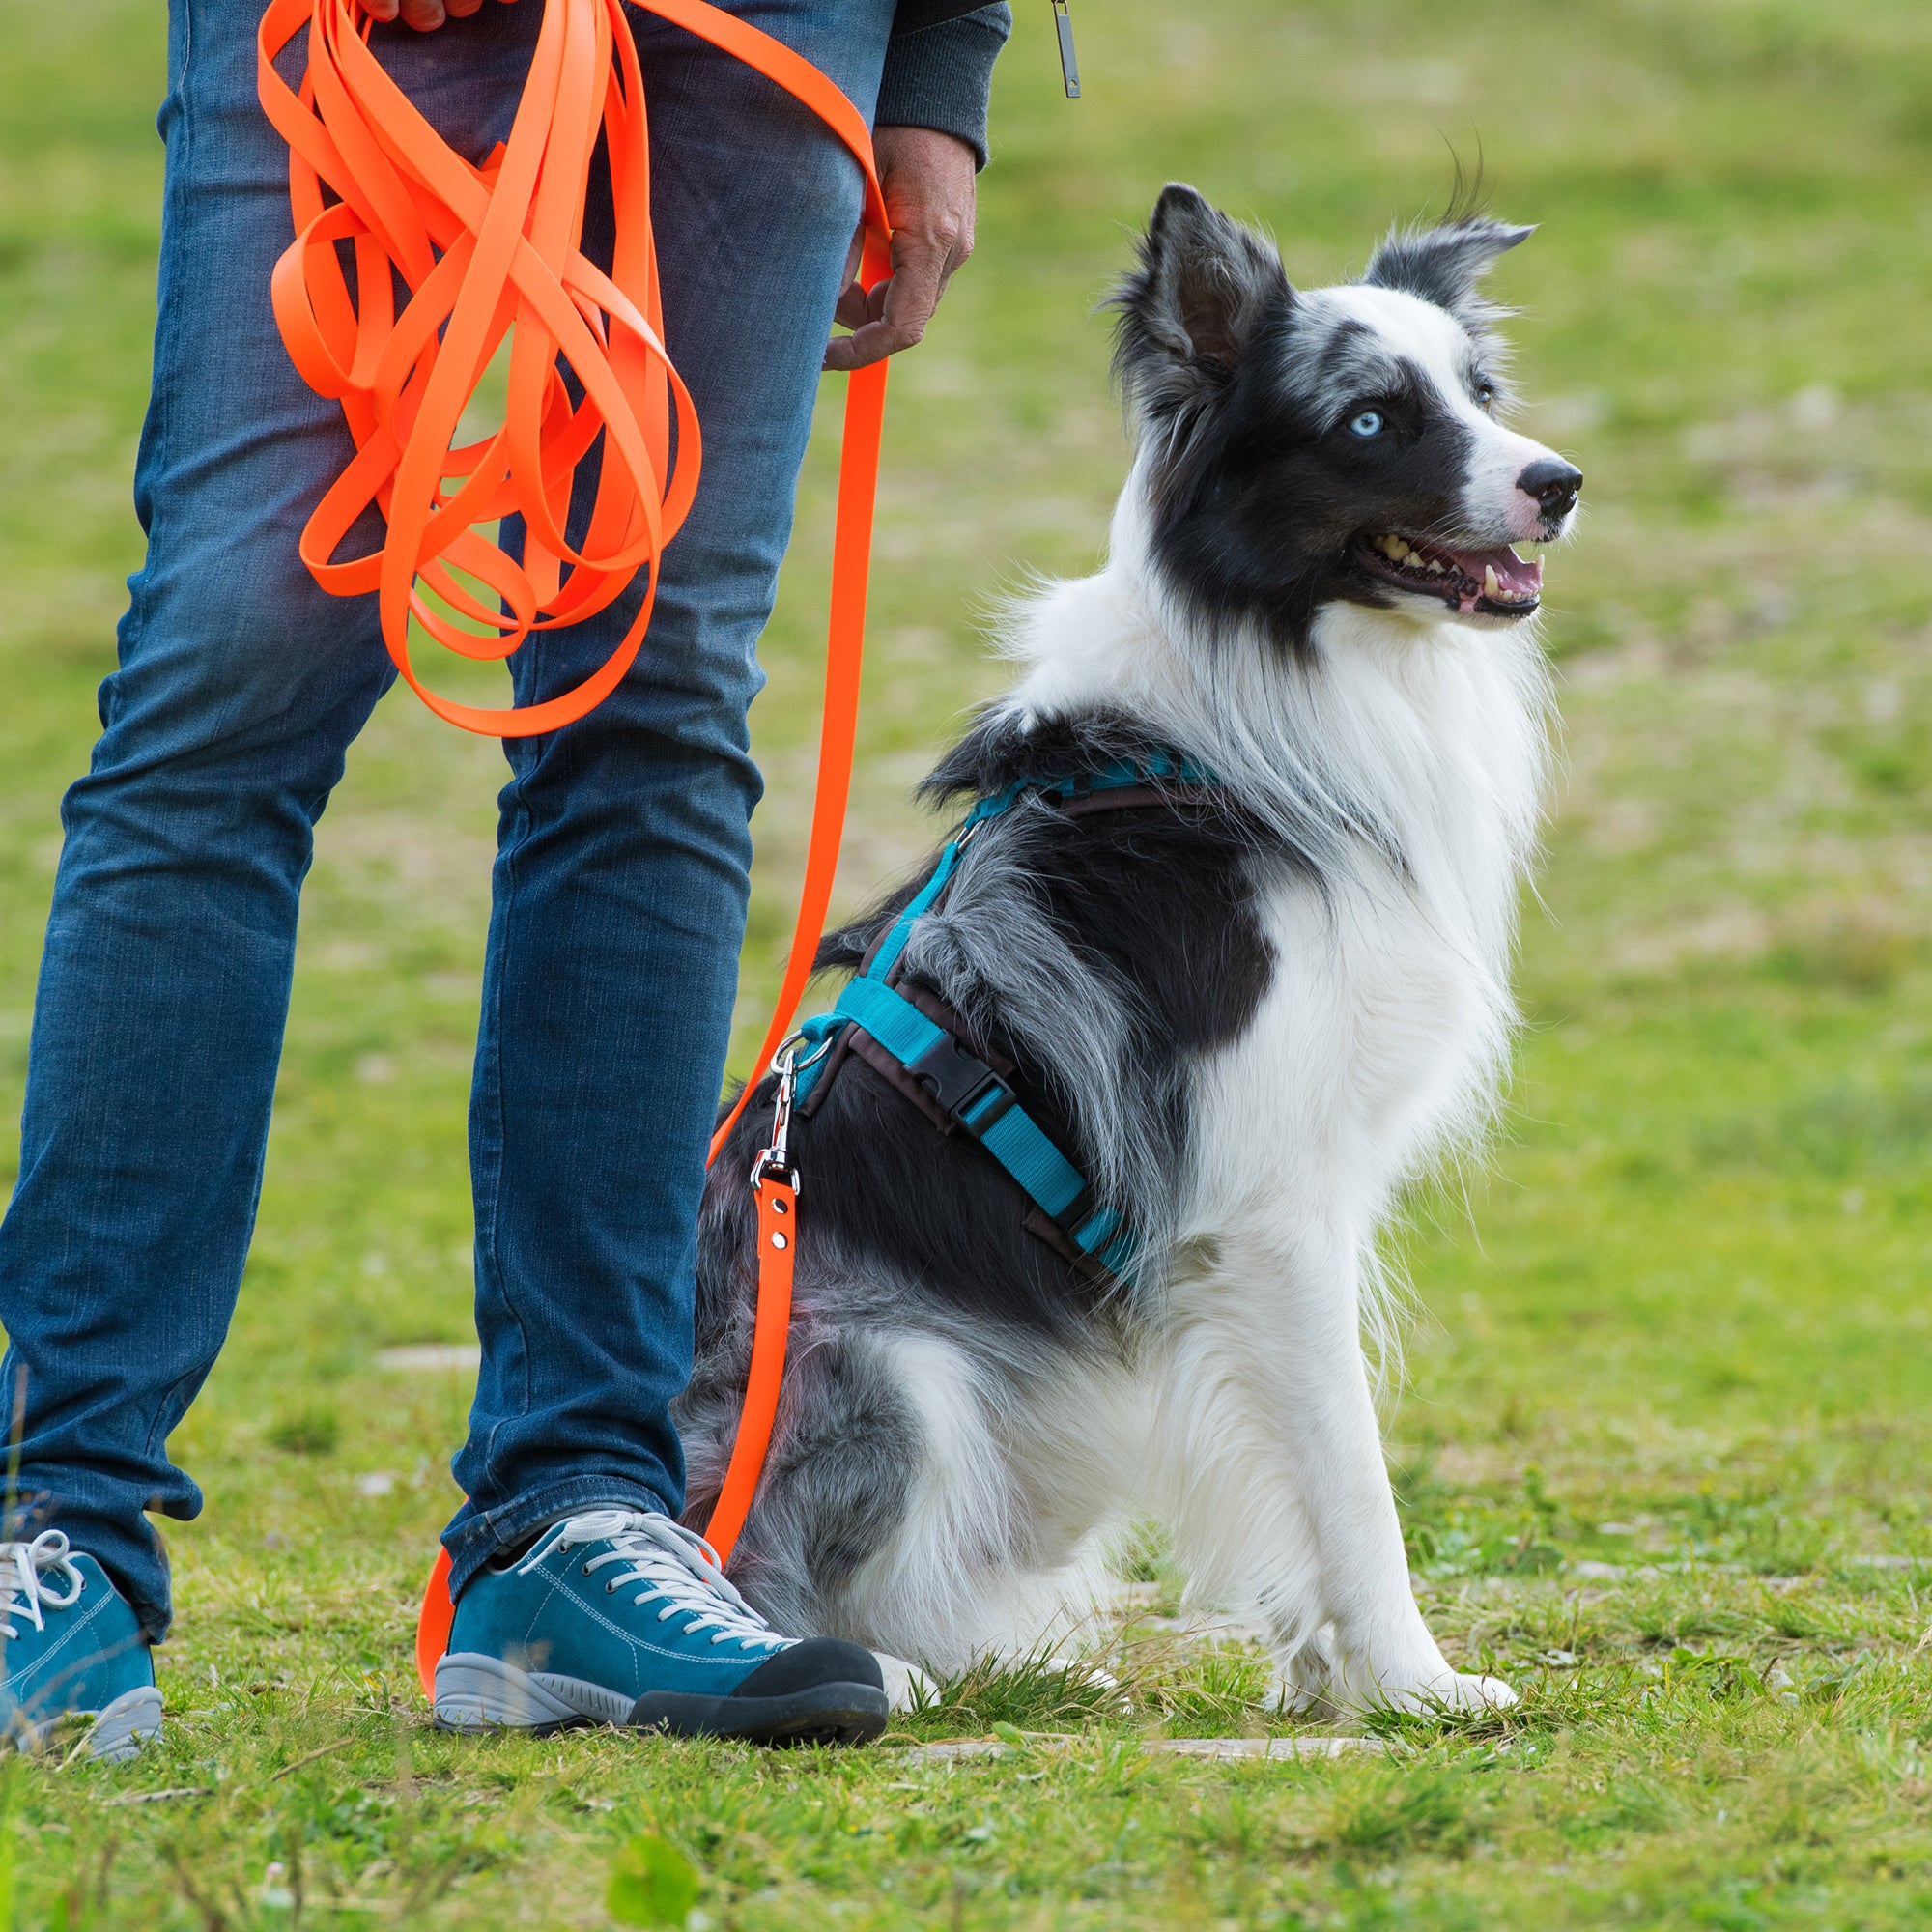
[{"xmin": 2, "ymin": 0, "xmax": 1930, "ymax": 1791}]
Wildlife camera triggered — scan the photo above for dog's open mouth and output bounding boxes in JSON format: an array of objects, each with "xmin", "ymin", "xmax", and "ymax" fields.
[{"xmin": 1354, "ymin": 533, "xmax": 1543, "ymax": 617}]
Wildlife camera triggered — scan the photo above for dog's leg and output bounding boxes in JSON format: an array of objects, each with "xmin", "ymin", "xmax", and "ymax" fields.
[
  {"xmin": 854, "ymin": 1333, "xmax": 1144, "ymax": 1680},
  {"xmin": 1170, "ymin": 1221, "xmax": 1515, "ymax": 1717},
  {"xmin": 741, "ymin": 1329, "xmax": 1091, "ymax": 1678}
]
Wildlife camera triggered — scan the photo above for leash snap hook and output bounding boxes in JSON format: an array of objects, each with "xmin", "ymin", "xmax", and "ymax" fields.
[{"xmin": 750, "ymin": 1043, "xmax": 802, "ymax": 1195}]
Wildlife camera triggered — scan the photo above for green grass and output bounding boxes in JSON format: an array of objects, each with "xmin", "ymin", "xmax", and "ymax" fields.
[{"xmin": 5, "ymin": 0, "xmax": 1932, "ymax": 1921}]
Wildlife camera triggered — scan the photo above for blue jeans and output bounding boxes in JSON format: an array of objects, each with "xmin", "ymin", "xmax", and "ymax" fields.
[{"xmin": 0, "ymin": 0, "xmax": 895, "ymax": 1639}]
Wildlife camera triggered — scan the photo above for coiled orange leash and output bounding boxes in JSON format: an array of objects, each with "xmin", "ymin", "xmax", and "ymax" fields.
[{"xmin": 255, "ymin": 0, "xmax": 890, "ymax": 1695}]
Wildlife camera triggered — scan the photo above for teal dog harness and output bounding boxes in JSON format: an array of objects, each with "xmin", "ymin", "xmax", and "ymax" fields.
[{"xmin": 790, "ymin": 752, "xmax": 1218, "ymax": 1286}]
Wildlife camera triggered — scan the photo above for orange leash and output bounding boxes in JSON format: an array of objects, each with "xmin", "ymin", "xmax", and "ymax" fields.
[
  {"xmin": 257, "ymin": 0, "xmax": 888, "ymax": 733},
  {"xmin": 706, "ymin": 1168, "xmax": 800, "ymax": 1558},
  {"xmin": 252, "ymin": 0, "xmax": 888, "ymax": 1693}
]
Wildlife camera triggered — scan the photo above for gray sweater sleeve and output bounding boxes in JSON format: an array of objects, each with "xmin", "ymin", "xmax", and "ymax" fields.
[{"xmin": 875, "ymin": 4, "xmax": 1012, "ymax": 170}]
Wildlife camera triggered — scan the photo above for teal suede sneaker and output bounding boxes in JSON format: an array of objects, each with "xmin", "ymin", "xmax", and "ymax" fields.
[
  {"xmin": 435, "ymin": 1509, "xmax": 887, "ymax": 1745},
  {"xmin": 0, "ymin": 1533, "xmax": 161, "ymax": 1761}
]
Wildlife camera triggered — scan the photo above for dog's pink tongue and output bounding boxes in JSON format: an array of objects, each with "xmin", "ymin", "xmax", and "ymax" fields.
[{"xmin": 1452, "ymin": 544, "xmax": 1542, "ymax": 597}]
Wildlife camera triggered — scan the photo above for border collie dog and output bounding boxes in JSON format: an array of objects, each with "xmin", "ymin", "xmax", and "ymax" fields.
[{"xmin": 682, "ymin": 185, "xmax": 1580, "ymax": 1714}]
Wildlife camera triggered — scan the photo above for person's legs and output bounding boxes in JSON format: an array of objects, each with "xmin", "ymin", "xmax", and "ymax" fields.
[
  {"xmin": 0, "ymin": 0, "xmax": 897, "ymax": 1668},
  {"xmin": 444, "ymin": 0, "xmax": 897, "ymax": 1591},
  {"xmin": 0, "ymin": 0, "xmax": 535, "ymax": 1639}
]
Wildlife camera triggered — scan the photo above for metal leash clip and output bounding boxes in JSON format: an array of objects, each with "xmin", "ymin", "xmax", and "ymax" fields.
[{"xmin": 750, "ymin": 1037, "xmax": 813, "ymax": 1193}]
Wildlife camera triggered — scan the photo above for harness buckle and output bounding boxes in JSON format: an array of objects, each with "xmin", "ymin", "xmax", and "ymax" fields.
[{"xmin": 905, "ymin": 1034, "xmax": 1016, "ymax": 1135}]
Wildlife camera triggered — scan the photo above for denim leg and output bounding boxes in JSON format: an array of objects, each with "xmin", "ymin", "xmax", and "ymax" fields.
[
  {"xmin": 442, "ymin": 0, "xmax": 895, "ymax": 1592},
  {"xmin": 0, "ymin": 0, "xmax": 897, "ymax": 1629},
  {"xmin": 0, "ymin": 1, "xmax": 536, "ymax": 1637}
]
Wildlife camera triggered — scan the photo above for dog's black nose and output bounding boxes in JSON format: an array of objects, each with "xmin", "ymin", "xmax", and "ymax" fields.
[{"xmin": 1516, "ymin": 457, "xmax": 1582, "ymax": 523}]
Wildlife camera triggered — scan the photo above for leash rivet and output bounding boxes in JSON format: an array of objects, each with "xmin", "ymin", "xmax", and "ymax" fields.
[{"xmin": 770, "ymin": 1232, "xmax": 788, "ymax": 1250}]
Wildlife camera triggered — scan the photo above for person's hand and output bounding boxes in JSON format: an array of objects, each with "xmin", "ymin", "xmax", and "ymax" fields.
[
  {"xmin": 361, "ymin": 0, "xmax": 511, "ymax": 30},
  {"xmin": 824, "ymin": 126, "xmax": 978, "ymax": 371}
]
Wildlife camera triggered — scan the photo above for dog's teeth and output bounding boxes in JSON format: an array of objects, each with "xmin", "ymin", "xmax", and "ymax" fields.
[
  {"xmin": 1391, "ymin": 538, "xmax": 1411, "ymax": 561},
  {"xmin": 1426, "ymin": 558, "xmax": 1445, "ymax": 573},
  {"xmin": 1483, "ymin": 564, "xmax": 1500, "ymax": 597}
]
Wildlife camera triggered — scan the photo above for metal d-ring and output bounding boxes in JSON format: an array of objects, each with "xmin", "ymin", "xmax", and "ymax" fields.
[{"xmin": 772, "ymin": 1029, "xmax": 831, "ymax": 1078}]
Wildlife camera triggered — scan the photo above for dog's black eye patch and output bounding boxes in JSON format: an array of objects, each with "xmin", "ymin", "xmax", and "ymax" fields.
[{"xmin": 1330, "ymin": 391, "xmax": 1422, "ymax": 445}]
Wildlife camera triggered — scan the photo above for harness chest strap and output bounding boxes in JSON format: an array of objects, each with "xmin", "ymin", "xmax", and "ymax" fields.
[{"xmin": 801, "ymin": 972, "xmax": 1135, "ymax": 1278}]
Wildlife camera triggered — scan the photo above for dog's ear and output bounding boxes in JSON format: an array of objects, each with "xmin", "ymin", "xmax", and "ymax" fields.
[
  {"xmin": 1110, "ymin": 185, "xmax": 1292, "ymax": 421},
  {"xmin": 1362, "ymin": 215, "xmax": 1533, "ymax": 321}
]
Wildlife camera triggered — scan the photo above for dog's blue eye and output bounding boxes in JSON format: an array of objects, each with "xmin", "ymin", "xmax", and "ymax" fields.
[{"xmin": 1349, "ymin": 411, "xmax": 1383, "ymax": 438}]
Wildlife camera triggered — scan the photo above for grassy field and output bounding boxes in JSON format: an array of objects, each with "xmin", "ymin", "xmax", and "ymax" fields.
[{"xmin": 5, "ymin": 0, "xmax": 1932, "ymax": 1922}]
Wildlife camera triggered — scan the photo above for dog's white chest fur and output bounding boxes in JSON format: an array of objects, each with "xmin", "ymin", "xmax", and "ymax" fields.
[{"xmin": 1184, "ymin": 601, "xmax": 1550, "ymax": 1243}]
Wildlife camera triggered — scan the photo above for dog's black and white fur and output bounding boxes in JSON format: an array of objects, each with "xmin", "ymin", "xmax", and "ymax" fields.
[{"xmin": 679, "ymin": 185, "xmax": 1580, "ymax": 1715}]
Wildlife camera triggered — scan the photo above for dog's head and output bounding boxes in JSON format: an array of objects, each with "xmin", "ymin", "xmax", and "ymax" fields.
[{"xmin": 1111, "ymin": 185, "xmax": 1581, "ymax": 649}]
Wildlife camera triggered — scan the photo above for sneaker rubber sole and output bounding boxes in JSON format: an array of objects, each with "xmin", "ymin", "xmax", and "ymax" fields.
[
  {"xmin": 435, "ymin": 1652, "xmax": 887, "ymax": 1746},
  {"xmin": 16, "ymin": 1685, "xmax": 164, "ymax": 1763}
]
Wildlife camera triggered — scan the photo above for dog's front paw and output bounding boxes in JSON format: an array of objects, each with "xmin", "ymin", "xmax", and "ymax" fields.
[
  {"xmin": 1379, "ymin": 1670, "xmax": 1518, "ymax": 1717},
  {"xmin": 1264, "ymin": 1636, "xmax": 1518, "ymax": 1720},
  {"xmin": 872, "ymin": 1652, "xmax": 937, "ymax": 1715}
]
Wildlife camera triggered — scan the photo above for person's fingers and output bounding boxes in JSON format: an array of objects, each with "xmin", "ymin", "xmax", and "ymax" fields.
[
  {"xmin": 368, "ymin": 0, "xmax": 524, "ymax": 26},
  {"xmin": 825, "ymin": 225, "xmax": 869, "ymax": 333},
  {"xmin": 878, "ymin": 233, "xmax": 950, "ymax": 344},
  {"xmin": 823, "ymin": 226, "xmax": 957, "ymax": 370},
  {"xmin": 824, "ymin": 284, "xmax": 899, "ymax": 370},
  {"xmin": 821, "ymin": 334, "xmax": 868, "ymax": 374},
  {"xmin": 831, "ymin": 284, "xmax": 889, "ymax": 371},
  {"xmin": 382, "ymin": 0, "xmax": 511, "ymax": 23},
  {"xmin": 831, "ymin": 283, "xmax": 868, "ymax": 332},
  {"xmin": 822, "ymin": 306, "xmax": 917, "ymax": 370}
]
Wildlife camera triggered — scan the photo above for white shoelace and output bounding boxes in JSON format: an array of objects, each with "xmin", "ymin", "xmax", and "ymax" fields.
[
  {"xmin": 527, "ymin": 1510, "xmax": 787, "ymax": 1654},
  {"xmin": 0, "ymin": 1531, "xmax": 84, "ymax": 1640}
]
